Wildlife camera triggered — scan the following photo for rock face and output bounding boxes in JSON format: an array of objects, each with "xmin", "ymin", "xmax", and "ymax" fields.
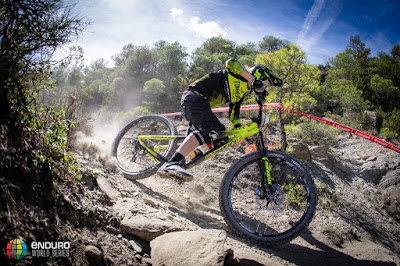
[
  {"xmin": 84, "ymin": 245, "xmax": 104, "ymax": 264},
  {"xmin": 382, "ymin": 186, "xmax": 400, "ymax": 222},
  {"xmin": 150, "ymin": 229, "xmax": 228, "ymax": 266},
  {"xmin": 290, "ymin": 141, "xmax": 312, "ymax": 161},
  {"xmin": 310, "ymin": 145, "xmax": 352, "ymax": 174},
  {"xmin": 120, "ymin": 214, "xmax": 181, "ymax": 242}
]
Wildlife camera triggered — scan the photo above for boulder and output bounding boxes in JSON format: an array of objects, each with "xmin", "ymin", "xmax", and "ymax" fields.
[
  {"xmin": 120, "ymin": 214, "xmax": 181, "ymax": 242},
  {"xmin": 150, "ymin": 229, "xmax": 228, "ymax": 266},
  {"xmin": 290, "ymin": 141, "xmax": 312, "ymax": 161},
  {"xmin": 310, "ymin": 145, "xmax": 352, "ymax": 174},
  {"xmin": 382, "ymin": 186, "xmax": 400, "ymax": 222},
  {"xmin": 84, "ymin": 245, "xmax": 104, "ymax": 264},
  {"xmin": 360, "ymin": 161, "xmax": 389, "ymax": 184}
]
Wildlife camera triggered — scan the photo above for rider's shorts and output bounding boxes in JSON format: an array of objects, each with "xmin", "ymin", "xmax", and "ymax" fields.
[{"xmin": 181, "ymin": 90, "xmax": 226, "ymax": 143}]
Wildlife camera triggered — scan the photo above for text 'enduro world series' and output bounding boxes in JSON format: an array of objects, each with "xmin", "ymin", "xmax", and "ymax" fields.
[{"xmin": 112, "ymin": 92, "xmax": 317, "ymax": 246}]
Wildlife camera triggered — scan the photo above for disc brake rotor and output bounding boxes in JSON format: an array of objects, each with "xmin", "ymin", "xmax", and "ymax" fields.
[{"xmin": 255, "ymin": 184, "xmax": 284, "ymax": 210}]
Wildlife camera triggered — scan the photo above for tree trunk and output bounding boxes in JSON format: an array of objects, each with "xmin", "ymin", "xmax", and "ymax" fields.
[{"xmin": 278, "ymin": 89, "xmax": 287, "ymax": 151}]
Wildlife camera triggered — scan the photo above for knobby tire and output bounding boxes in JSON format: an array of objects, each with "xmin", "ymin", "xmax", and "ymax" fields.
[
  {"xmin": 112, "ymin": 115, "xmax": 177, "ymax": 180},
  {"xmin": 219, "ymin": 150, "xmax": 317, "ymax": 246}
]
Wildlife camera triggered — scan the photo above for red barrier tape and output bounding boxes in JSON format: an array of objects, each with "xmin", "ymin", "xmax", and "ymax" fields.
[
  {"xmin": 162, "ymin": 103, "xmax": 400, "ymax": 154},
  {"xmin": 277, "ymin": 107, "xmax": 400, "ymax": 154}
]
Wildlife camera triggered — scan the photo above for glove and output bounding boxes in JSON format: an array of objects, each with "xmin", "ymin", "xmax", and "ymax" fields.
[
  {"xmin": 251, "ymin": 78, "xmax": 265, "ymax": 93},
  {"xmin": 272, "ymin": 77, "xmax": 283, "ymax": 86}
]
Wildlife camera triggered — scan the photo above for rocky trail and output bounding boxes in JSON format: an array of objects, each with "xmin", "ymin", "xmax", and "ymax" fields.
[{"xmin": 58, "ymin": 122, "xmax": 400, "ymax": 265}]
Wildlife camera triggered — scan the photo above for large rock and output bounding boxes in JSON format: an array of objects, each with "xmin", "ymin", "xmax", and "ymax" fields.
[
  {"xmin": 382, "ymin": 186, "xmax": 400, "ymax": 222},
  {"xmin": 120, "ymin": 213, "xmax": 181, "ymax": 242},
  {"xmin": 360, "ymin": 161, "xmax": 389, "ymax": 184},
  {"xmin": 310, "ymin": 145, "xmax": 352, "ymax": 174},
  {"xmin": 111, "ymin": 197, "xmax": 184, "ymax": 241},
  {"xmin": 290, "ymin": 141, "xmax": 312, "ymax": 161},
  {"xmin": 150, "ymin": 229, "xmax": 228, "ymax": 266},
  {"xmin": 84, "ymin": 245, "xmax": 104, "ymax": 264}
]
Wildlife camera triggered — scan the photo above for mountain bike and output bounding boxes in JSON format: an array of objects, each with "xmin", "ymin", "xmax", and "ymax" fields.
[{"xmin": 112, "ymin": 96, "xmax": 317, "ymax": 246}]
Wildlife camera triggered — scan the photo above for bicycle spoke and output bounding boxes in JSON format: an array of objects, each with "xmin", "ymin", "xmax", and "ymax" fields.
[
  {"xmin": 222, "ymin": 152, "xmax": 316, "ymax": 243},
  {"xmin": 113, "ymin": 115, "xmax": 177, "ymax": 178}
]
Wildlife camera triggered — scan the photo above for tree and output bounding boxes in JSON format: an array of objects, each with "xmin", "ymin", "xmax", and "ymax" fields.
[
  {"xmin": 259, "ymin": 35, "xmax": 290, "ymax": 53},
  {"xmin": 190, "ymin": 36, "xmax": 237, "ymax": 78},
  {"xmin": 154, "ymin": 40, "xmax": 188, "ymax": 87},
  {"xmin": 0, "ymin": 0, "xmax": 87, "ymax": 258},
  {"xmin": 0, "ymin": 0, "xmax": 87, "ymax": 146},
  {"xmin": 142, "ymin": 78, "xmax": 167, "ymax": 113},
  {"xmin": 329, "ymin": 35, "xmax": 371, "ymax": 99},
  {"xmin": 369, "ymin": 75, "xmax": 400, "ymax": 112},
  {"xmin": 256, "ymin": 44, "xmax": 320, "ymax": 150},
  {"xmin": 314, "ymin": 68, "xmax": 364, "ymax": 126},
  {"xmin": 112, "ymin": 43, "xmax": 136, "ymax": 66},
  {"xmin": 391, "ymin": 45, "xmax": 400, "ymax": 61}
]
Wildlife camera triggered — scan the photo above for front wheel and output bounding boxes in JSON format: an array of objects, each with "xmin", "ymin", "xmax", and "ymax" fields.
[
  {"xmin": 112, "ymin": 115, "xmax": 178, "ymax": 180},
  {"xmin": 219, "ymin": 150, "xmax": 317, "ymax": 246}
]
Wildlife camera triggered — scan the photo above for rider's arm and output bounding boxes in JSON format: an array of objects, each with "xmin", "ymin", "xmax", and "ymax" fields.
[
  {"xmin": 229, "ymin": 97, "xmax": 245, "ymax": 127},
  {"xmin": 240, "ymin": 70, "xmax": 256, "ymax": 89},
  {"xmin": 225, "ymin": 58, "xmax": 256, "ymax": 88}
]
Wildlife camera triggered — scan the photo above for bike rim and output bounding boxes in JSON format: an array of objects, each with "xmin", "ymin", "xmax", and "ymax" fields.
[
  {"xmin": 227, "ymin": 156, "xmax": 312, "ymax": 239},
  {"xmin": 116, "ymin": 118, "xmax": 175, "ymax": 174}
]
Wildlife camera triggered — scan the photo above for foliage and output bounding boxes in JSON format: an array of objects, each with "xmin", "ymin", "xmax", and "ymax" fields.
[
  {"xmin": 312, "ymin": 68, "xmax": 364, "ymax": 117},
  {"xmin": 259, "ymin": 35, "xmax": 290, "ymax": 53},
  {"xmin": 190, "ymin": 36, "xmax": 257, "ymax": 79},
  {"xmin": 317, "ymin": 183, "xmax": 341, "ymax": 210},
  {"xmin": 369, "ymin": 75, "xmax": 400, "ymax": 112},
  {"xmin": 48, "ymin": 33, "xmax": 400, "ymax": 146},
  {"xmin": 255, "ymin": 44, "xmax": 320, "ymax": 150},
  {"xmin": 0, "ymin": 0, "xmax": 87, "ymax": 185},
  {"xmin": 324, "ymin": 35, "xmax": 400, "ymax": 138},
  {"xmin": 142, "ymin": 78, "xmax": 167, "ymax": 113},
  {"xmin": 286, "ymin": 118, "xmax": 341, "ymax": 146},
  {"xmin": 256, "ymin": 44, "xmax": 320, "ymax": 109},
  {"xmin": 380, "ymin": 108, "xmax": 400, "ymax": 138},
  {"xmin": 281, "ymin": 175, "xmax": 307, "ymax": 209},
  {"xmin": 329, "ymin": 35, "xmax": 371, "ymax": 96}
]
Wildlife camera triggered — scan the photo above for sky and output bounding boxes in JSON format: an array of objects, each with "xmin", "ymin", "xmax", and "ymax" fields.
[{"xmin": 59, "ymin": 0, "xmax": 400, "ymax": 67}]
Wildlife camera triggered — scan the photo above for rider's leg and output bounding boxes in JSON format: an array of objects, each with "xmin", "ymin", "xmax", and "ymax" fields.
[
  {"xmin": 157, "ymin": 90, "xmax": 220, "ymax": 181},
  {"xmin": 158, "ymin": 131, "xmax": 203, "ymax": 181},
  {"xmin": 168, "ymin": 132, "xmax": 200, "ymax": 162}
]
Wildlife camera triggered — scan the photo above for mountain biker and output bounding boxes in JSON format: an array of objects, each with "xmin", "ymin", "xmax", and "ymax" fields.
[{"xmin": 157, "ymin": 58, "xmax": 282, "ymax": 181}]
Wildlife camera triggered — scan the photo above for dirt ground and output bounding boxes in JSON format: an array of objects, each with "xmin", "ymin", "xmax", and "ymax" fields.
[{"xmin": 55, "ymin": 117, "xmax": 400, "ymax": 266}]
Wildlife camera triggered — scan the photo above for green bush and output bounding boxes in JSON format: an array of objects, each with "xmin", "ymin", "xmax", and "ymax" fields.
[
  {"xmin": 286, "ymin": 118, "xmax": 340, "ymax": 145},
  {"xmin": 317, "ymin": 182, "xmax": 341, "ymax": 210},
  {"xmin": 381, "ymin": 108, "xmax": 400, "ymax": 139},
  {"xmin": 281, "ymin": 175, "xmax": 307, "ymax": 210}
]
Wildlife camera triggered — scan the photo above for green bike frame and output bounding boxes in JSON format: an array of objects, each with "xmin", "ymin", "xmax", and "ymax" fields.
[{"xmin": 136, "ymin": 119, "xmax": 273, "ymax": 188}]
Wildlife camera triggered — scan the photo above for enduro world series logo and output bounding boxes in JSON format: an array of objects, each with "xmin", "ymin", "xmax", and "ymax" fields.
[{"xmin": 6, "ymin": 239, "xmax": 70, "ymax": 260}]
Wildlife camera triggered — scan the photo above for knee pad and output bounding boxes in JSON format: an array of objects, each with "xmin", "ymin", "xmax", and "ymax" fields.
[
  {"xmin": 198, "ymin": 121, "xmax": 226, "ymax": 144},
  {"xmin": 192, "ymin": 130, "xmax": 205, "ymax": 145}
]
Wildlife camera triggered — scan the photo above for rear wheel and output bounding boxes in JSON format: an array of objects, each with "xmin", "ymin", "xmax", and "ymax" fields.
[
  {"xmin": 112, "ymin": 115, "xmax": 177, "ymax": 180},
  {"xmin": 219, "ymin": 150, "xmax": 317, "ymax": 246}
]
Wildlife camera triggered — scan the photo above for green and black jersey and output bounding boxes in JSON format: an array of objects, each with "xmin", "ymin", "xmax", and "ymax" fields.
[{"xmin": 187, "ymin": 58, "xmax": 249, "ymax": 127}]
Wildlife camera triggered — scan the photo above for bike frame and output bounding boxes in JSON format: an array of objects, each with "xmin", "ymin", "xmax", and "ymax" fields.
[{"xmin": 136, "ymin": 100, "xmax": 273, "ymax": 188}]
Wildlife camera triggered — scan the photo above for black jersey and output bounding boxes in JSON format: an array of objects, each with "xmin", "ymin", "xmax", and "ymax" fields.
[{"xmin": 187, "ymin": 59, "xmax": 249, "ymax": 126}]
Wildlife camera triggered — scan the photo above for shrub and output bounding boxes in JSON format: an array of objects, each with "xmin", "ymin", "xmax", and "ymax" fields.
[
  {"xmin": 317, "ymin": 182, "xmax": 341, "ymax": 210},
  {"xmin": 381, "ymin": 108, "xmax": 400, "ymax": 139},
  {"xmin": 286, "ymin": 118, "xmax": 340, "ymax": 146}
]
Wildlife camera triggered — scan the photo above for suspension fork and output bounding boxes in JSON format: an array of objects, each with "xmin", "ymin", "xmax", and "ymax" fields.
[{"xmin": 256, "ymin": 131, "xmax": 273, "ymax": 191}]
